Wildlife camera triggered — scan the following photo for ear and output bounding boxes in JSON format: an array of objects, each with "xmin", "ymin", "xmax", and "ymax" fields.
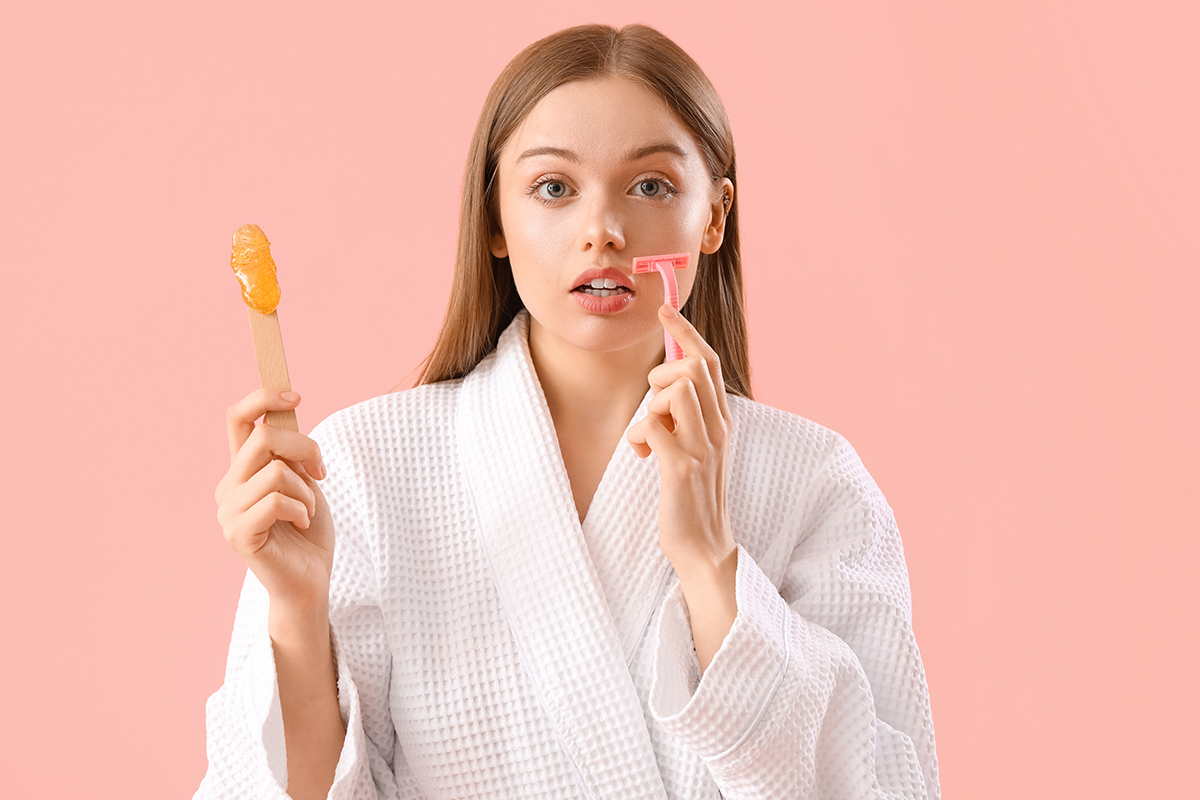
[
  {"xmin": 490, "ymin": 229, "xmax": 508, "ymax": 259},
  {"xmin": 700, "ymin": 178, "xmax": 734, "ymax": 255}
]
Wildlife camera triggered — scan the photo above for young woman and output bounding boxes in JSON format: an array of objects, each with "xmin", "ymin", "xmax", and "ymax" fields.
[{"xmin": 200, "ymin": 24, "xmax": 939, "ymax": 800}]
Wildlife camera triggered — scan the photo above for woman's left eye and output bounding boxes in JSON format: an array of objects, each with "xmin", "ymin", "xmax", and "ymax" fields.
[{"xmin": 632, "ymin": 178, "xmax": 674, "ymax": 197}]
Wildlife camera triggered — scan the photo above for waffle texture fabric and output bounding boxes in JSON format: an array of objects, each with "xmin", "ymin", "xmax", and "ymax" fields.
[{"xmin": 196, "ymin": 310, "xmax": 939, "ymax": 800}]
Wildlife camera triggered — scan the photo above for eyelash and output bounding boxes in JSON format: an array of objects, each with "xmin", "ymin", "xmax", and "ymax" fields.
[{"xmin": 524, "ymin": 175, "xmax": 679, "ymax": 205}]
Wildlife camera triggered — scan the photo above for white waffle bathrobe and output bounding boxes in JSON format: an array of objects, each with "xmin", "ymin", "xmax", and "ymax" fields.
[{"xmin": 196, "ymin": 310, "xmax": 940, "ymax": 800}]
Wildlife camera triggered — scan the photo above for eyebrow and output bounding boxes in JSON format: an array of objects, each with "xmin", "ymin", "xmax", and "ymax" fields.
[{"xmin": 515, "ymin": 143, "xmax": 688, "ymax": 163}]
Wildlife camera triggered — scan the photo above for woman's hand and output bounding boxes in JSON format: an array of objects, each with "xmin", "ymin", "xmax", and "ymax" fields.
[
  {"xmin": 627, "ymin": 305, "xmax": 739, "ymax": 669},
  {"xmin": 626, "ymin": 305, "xmax": 737, "ymax": 580},
  {"xmin": 215, "ymin": 388, "xmax": 333, "ymax": 615}
]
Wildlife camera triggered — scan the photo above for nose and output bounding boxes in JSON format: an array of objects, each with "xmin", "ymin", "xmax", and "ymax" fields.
[{"xmin": 580, "ymin": 193, "xmax": 625, "ymax": 253}]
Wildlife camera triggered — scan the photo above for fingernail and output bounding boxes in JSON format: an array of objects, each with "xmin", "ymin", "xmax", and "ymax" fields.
[
  {"xmin": 318, "ymin": 461, "xmax": 327, "ymax": 480},
  {"xmin": 661, "ymin": 305, "xmax": 678, "ymax": 318},
  {"xmin": 281, "ymin": 391, "xmax": 300, "ymax": 403}
]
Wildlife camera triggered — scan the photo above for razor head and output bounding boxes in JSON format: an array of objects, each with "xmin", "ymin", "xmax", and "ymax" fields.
[{"xmin": 631, "ymin": 253, "xmax": 690, "ymax": 273}]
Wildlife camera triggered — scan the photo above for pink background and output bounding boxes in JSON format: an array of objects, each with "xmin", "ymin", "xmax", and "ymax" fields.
[{"xmin": 1, "ymin": 1, "xmax": 1196, "ymax": 797}]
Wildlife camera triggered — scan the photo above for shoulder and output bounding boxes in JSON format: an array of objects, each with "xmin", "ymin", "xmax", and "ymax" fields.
[
  {"xmin": 726, "ymin": 396, "xmax": 883, "ymax": 523},
  {"xmin": 725, "ymin": 398, "xmax": 898, "ymax": 575},
  {"xmin": 727, "ymin": 395, "xmax": 852, "ymax": 476},
  {"xmin": 308, "ymin": 380, "xmax": 464, "ymax": 458}
]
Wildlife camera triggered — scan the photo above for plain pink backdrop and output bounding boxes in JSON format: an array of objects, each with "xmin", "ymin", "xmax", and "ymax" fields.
[{"xmin": 1, "ymin": 1, "xmax": 1196, "ymax": 797}]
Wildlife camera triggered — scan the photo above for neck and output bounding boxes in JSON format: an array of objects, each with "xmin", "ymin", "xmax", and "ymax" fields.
[{"xmin": 527, "ymin": 317, "xmax": 663, "ymax": 433}]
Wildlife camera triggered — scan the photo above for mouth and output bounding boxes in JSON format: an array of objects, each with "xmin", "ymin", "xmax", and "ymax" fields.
[{"xmin": 572, "ymin": 277, "xmax": 633, "ymax": 298}]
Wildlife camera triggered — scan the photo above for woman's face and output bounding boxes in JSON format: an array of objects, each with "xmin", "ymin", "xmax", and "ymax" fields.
[{"xmin": 491, "ymin": 77, "xmax": 732, "ymax": 359}]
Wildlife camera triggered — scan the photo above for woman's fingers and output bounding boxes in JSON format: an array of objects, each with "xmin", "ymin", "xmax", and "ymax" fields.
[
  {"xmin": 632, "ymin": 314, "xmax": 731, "ymax": 464},
  {"xmin": 627, "ymin": 410, "xmax": 685, "ymax": 460},
  {"xmin": 216, "ymin": 389, "xmax": 336, "ymax": 612},
  {"xmin": 225, "ymin": 493, "xmax": 312, "ymax": 556},
  {"xmin": 219, "ymin": 457, "xmax": 317, "ymax": 523},
  {"xmin": 656, "ymin": 306, "xmax": 731, "ymax": 421},
  {"xmin": 649, "ymin": 353, "xmax": 728, "ymax": 442},
  {"xmin": 226, "ymin": 388, "xmax": 302, "ymax": 460},
  {"xmin": 226, "ymin": 418, "xmax": 326, "ymax": 489},
  {"xmin": 647, "ymin": 377, "xmax": 705, "ymax": 442}
]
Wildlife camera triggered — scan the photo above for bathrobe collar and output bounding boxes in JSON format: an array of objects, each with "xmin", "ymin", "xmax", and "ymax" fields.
[{"xmin": 457, "ymin": 310, "xmax": 671, "ymax": 800}]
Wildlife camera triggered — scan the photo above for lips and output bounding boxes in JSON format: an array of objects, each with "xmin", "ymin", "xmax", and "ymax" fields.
[{"xmin": 570, "ymin": 266, "xmax": 633, "ymax": 293}]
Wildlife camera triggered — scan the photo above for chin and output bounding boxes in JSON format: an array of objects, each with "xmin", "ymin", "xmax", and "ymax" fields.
[{"xmin": 531, "ymin": 307, "xmax": 661, "ymax": 356}]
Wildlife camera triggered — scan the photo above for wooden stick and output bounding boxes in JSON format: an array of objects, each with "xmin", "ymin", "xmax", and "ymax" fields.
[{"xmin": 247, "ymin": 307, "xmax": 299, "ymax": 432}]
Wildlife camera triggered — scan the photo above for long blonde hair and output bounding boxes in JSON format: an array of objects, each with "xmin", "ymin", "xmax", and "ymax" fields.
[{"xmin": 417, "ymin": 23, "xmax": 751, "ymax": 398}]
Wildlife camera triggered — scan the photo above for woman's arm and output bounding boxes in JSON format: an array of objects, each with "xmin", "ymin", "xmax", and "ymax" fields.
[
  {"xmin": 649, "ymin": 436, "xmax": 940, "ymax": 800},
  {"xmin": 198, "ymin": 397, "xmax": 407, "ymax": 800},
  {"xmin": 269, "ymin": 603, "xmax": 345, "ymax": 800},
  {"xmin": 628, "ymin": 307, "xmax": 936, "ymax": 796},
  {"xmin": 673, "ymin": 549, "xmax": 739, "ymax": 673},
  {"xmin": 626, "ymin": 305, "xmax": 741, "ymax": 673},
  {"xmin": 213, "ymin": 389, "xmax": 344, "ymax": 797}
]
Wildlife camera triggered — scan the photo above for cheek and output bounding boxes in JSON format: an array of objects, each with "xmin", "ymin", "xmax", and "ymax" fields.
[
  {"xmin": 505, "ymin": 216, "xmax": 574, "ymax": 304},
  {"xmin": 645, "ymin": 193, "xmax": 712, "ymax": 247},
  {"xmin": 684, "ymin": 197, "xmax": 714, "ymax": 240},
  {"xmin": 504, "ymin": 201, "xmax": 572, "ymax": 256},
  {"xmin": 676, "ymin": 267, "xmax": 698, "ymax": 306}
]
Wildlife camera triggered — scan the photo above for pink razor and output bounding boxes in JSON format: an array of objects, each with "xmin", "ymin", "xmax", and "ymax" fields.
[{"xmin": 632, "ymin": 252, "xmax": 690, "ymax": 361}]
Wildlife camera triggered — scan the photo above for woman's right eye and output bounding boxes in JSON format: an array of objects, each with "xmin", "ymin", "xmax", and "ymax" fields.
[{"xmin": 536, "ymin": 180, "xmax": 569, "ymax": 200}]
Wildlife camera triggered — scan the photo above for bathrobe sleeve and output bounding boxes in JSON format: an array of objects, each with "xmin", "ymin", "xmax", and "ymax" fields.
[
  {"xmin": 648, "ymin": 436, "xmax": 940, "ymax": 800},
  {"xmin": 194, "ymin": 417, "xmax": 411, "ymax": 800}
]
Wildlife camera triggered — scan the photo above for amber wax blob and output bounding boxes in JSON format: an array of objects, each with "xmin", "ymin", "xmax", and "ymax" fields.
[{"xmin": 230, "ymin": 224, "xmax": 282, "ymax": 314}]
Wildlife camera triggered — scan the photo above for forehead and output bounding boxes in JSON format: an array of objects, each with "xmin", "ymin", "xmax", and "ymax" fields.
[{"xmin": 504, "ymin": 77, "xmax": 701, "ymax": 164}]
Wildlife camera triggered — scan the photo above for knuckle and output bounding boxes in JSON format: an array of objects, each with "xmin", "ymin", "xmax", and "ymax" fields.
[
  {"xmin": 248, "ymin": 423, "xmax": 271, "ymax": 451},
  {"xmin": 666, "ymin": 459, "xmax": 697, "ymax": 483},
  {"xmin": 270, "ymin": 458, "xmax": 290, "ymax": 480},
  {"xmin": 712, "ymin": 431, "xmax": 727, "ymax": 450},
  {"xmin": 226, "ymin": 524, "xmax": 252, "ymax": 552},
  {"xmin": 244, "ymin": 422, "xmax": 263, "ymax": 444}
]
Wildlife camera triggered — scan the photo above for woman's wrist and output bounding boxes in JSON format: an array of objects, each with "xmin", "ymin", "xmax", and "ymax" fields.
[
  {"xmin": 268, "ymin": 596, "xmax": 332, "ymax": 648},
  {"xmin": 670, "ymin": 543, "xmax": 737, "ymax": 588},
  {"xmin": 674, "ymin": 547, "xmax": 739, "ymax": 672}
]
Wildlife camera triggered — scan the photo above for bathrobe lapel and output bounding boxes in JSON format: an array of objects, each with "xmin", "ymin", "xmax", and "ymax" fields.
[
  {"xmin": 578, "ymin": 405, "xmax": 676, "ymax": 667},
  {"xmin": 457, "ymin": 311, "xmax": 670, "ymax": 800}
]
